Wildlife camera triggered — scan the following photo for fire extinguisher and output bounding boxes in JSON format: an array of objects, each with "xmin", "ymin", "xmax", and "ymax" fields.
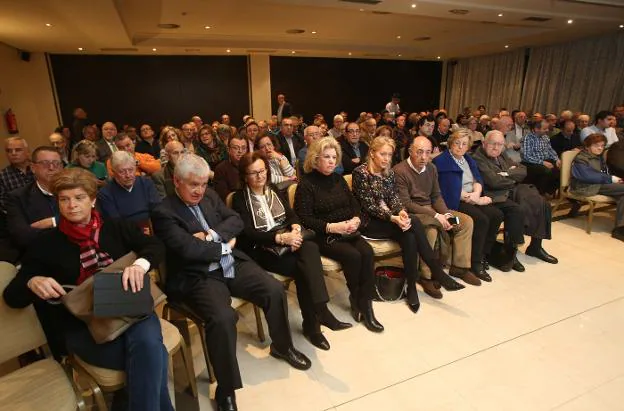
[{"xmin": 5, "ymin": 109, "xmax": 19, "ymax": 134}]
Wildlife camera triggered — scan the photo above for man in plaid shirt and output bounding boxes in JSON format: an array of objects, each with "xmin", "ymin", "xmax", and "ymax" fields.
[
  {"xmin": 521, "ymin": 120, "xmax": 561, "ymax": 196},
  {"xmin": 0, "ymin": 136, "xmax": 34, "ymax": 262}
]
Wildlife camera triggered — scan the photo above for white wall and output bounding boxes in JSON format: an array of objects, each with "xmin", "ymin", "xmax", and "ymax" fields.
[{"xmin": 0, "ymin": 43, "xmax": 58, "ymax": 168}]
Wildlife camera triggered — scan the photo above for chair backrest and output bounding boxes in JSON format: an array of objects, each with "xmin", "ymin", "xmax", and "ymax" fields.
[
  {"xmin": 287, "ymin": 183, "xmax": 298, "ymax": 209},
  {"xmin": 225, "ymin": 192, "xmax": 234, "ymax": 208},
  {"xmin": 343, "ymin": 174, "xmax": 352, "ymax": 190},
  {"xmin": 0, "ymin": 262, "xmax": 48, "ymax": 364},
  {"xmin": 560, "ymin": 149, "xmax": 579, "ymax": 190}
]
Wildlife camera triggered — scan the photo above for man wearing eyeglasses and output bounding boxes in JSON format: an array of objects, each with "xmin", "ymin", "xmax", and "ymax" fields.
[
  {"xmin": 276, "ymin": 117, "xmax": 304, "ymax": 167},
  {"xmin": 213, "ymin": 135, "xmax": 248, "ymax": 201},
  {"xmin": 6, "ymin": 146, "xmax": 64, "ymax": 252},
  {"xmin": 473, "ymin": 130, "xmax": 558, "ymax": 272},
  {"xmin": 340, "ymin": 122, "xmax": 369, "ymax": 175}
]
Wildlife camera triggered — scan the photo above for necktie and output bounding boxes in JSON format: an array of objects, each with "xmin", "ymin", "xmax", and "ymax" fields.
[{"xmin": 190, "ymin": 205, "xmax": 235, "ymax": 278}]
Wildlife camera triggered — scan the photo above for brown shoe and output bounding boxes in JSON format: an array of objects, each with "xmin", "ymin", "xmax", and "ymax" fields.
[
  {"xmin": 417, "ymin": 278, "xmax": 443, "ymax": 299},
  {"xmin": 449, "ymin": 267, "xmax": 482, "ymax": 286}
]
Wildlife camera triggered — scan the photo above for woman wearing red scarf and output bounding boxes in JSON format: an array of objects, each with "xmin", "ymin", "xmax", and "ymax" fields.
[{"xmin": 3, "ymin": 168, "xmax": 172, "ymax": 411}]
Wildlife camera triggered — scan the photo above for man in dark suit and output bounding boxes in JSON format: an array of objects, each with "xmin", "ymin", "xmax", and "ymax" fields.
[
  {"xmin": 276, "ymin": 117, "xmax": 304, "ymax": 167},
  {"xmin": 151, "ymin": 154, "xmax": 311, "ymax": 411},
  {"xmin": 275, "ymin": 93, "xmax": 292, "ymax": 123},
  {"xmin": 95, "ymin": 121, "xmax": 118, "ymax": 163},
  {"xmin": 340, "ymin": 122, "xmax": 369, "ymax": 175},
  {"xmin": 6, "ymin": 146, "xmax": 63, "ymax": 253}
]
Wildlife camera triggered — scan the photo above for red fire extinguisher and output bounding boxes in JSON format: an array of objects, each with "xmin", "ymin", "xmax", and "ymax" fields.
[{"xmin": 5, "ymin": 109, "xmax": 19, "ymax": 134}]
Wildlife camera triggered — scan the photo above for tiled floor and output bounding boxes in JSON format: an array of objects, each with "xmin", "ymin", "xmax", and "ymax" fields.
[{"xmin": 185, "ymin": 210, "xmax": 624, "ymax": 411}]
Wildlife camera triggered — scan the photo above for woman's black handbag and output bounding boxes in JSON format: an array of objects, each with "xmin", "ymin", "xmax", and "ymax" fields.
[
  {"xmin": 262, "ymin": 227, "xmax": 316, "ymax": 256},
  {"xmin": 374, "ymin": 266, "xmax": 406, "ymax": 302}
]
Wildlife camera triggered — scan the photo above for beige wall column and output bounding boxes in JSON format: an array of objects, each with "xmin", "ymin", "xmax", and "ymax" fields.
[
  {"xmin": 0, "ymin": 43, "xmax": 59, "ymax": 168},
  {"xmin": 248, "ymin": 54, "xmax": 272, "ymax": 121}
]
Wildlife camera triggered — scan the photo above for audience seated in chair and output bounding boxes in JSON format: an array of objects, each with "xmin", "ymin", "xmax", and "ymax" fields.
[
  {"xmin": 255, "ymin": 134, "xmax": 297, "ymax": 192},
  {"xmin": 433, "ymin": 129, "xmax": 503, "ymax": 283},
  {"xmin": 551, "ymin": 119, "xmax": 582, "ymax": 157},
  {"xmin": 581, "ymin": 111, "xmax": 619, "ymax": 148},
  {"xmin": 3, "ymin": 168, "xmax": 173, "ymax": 411},
  {"xmin": 158, "ymin": 126, "xmax": 182, "ymax": 164},
  {"xmin": 213, "ymin": 135, "xmax": 247, "ymax": 201},
  {"xmin": 95, "ymin": 122, "xmax": 118, "ymax": 164},
  {"xmin": 352, "ymin": 136, "xmax": 464, "ymax": 309},
  {"xmin": 393, "ymin": 136, "xmax": 478, "ymax": 294},
  {"xmin": 48, "ymin": 132, "xmax": 70, "ymax": 166},
  {"xmin": 152, "ymin": 141, "xmax": 185, "ymax": 199},
  {"xmin": 275, "ymin": 117, "xmax": 304, "ymax": 167},
  {"xmin": 607, "ymin": 139, "xmax": 624, "ymax": 179},
  {"xmin": 106, "ymin": 133, "xmax": 161, "ymax": 177},
  {"xmin": 294, "ymin": 137, "xmax": 384, "ymax": 333},
  {"xmin": 473, "ymin": 130, "xmax": 558, "ymax": 271},
  {"xmin": 328, "ymin": 115, "xmax": 344, "ymax": 139},
  {"xmin": 98, "ymin": 151, "xmax": 161, "ymax": 232},
  {"xmin": 521, "ymin": 119, "xmax": 561, "ymax": 196},
  {"xmin": 340, "ymin": 122, "xmax": 369, "ymax": 175},
  {"xmin": 150, "ymin": 154, "xmax": 311, "ymax": 411},
  {"xmin": 135, "ymin": 124, "xmax": 161, "ymax": 159},
  {"xmin": 232, "ymin": 151, "xmax": 351, "ymax": 351},
  {"xmin": 195, "ymin": 125, "xmax": 228, "ymax": 172},
  {"xmin": 360, "ymin": 118, "xmax": 377, "ymax": 147},
  {"xmin": 570, "ymin": 133, "xmax": 624, "ymax": 242},
  {"xmin": 67, "ymin": 140, "xmax": 108, "ymax": 187}
]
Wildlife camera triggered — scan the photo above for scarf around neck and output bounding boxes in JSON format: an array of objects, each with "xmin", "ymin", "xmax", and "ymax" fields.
[{"xmin": 244, "ymin": 185, "xmax": 286, "ymax": 231}]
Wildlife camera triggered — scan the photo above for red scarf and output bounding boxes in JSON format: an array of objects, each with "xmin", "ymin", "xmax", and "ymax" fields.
[{"xmin": 59, "ymin": 210, "xmax": 113, "ymax": 284}]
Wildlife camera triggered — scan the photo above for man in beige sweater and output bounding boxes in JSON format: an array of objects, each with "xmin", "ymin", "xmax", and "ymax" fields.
[{"xmin": 393, "ymin": 136, "xmax": 480, "ymax": 298}]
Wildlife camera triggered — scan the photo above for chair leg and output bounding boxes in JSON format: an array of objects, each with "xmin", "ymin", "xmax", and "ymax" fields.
[
  {"xmin": 587, "ymin": 202, "xmax": 595, "ymax": 234},
  {"xmin": 176, "ymin": 341, "xmax": 198, "ymax": 398},
  {"xmin": 198, "ymin": 323, "xmax": 216, "ymax": 383},
  {"xmin": 253, "ymin": 305, "xmax": 266, "ymax": 343},
  {"xmin": 70, "ymin": 361, "xmax": 108, "ymax": 411}
]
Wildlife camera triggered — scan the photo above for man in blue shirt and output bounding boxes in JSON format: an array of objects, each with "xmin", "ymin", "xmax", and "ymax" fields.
[{"xmin": 521, "ymin": 120, "xmax": 561, "ymax": 196}]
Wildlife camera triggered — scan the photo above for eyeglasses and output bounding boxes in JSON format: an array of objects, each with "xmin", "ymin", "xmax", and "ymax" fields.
[
  {"xmin": 246, "ymin": 169, "xmax": 267, "ymax": 177},
  {"xmin": 34, "ymin": 160, "xmax": 63, "ymax": 168}
]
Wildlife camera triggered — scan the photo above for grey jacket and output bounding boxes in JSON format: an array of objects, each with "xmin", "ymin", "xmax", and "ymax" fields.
[{"xmin": 472, "ymin": 147, "xmax": 527, "ymax": 203}]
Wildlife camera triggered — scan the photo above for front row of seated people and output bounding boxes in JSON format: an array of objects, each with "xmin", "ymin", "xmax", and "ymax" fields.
[{"xmin": 1, "ymin": 128, "xmax": 578, "ymax": 411}]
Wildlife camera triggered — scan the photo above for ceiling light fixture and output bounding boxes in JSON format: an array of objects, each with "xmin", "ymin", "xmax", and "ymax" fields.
[
  {"xmin": 498, "ymin": 13, "xmax": 503, "ymax": 17},
  {"xmin": 396, "ymin": 35, "xmax": 401, "ymax": 39},
  {"xmin": 204, "ymin": 25, "xmax": 211, "ymax": 29},
  {"xmin": 45, "ymin": 23, "xmax": 52, "ymax": 27},
  {"xmin": 311, "ymin": 30, "xmax": 317, "ymax": 34},
  {"xmin": 398, "ymin": 54, "xmax": 402, "ymax": 57},
  {"xmin": 291, "ymin": 50, "xmax": 296, "ymax": 54},
  {"xmin": 359, "ymin": 8, "xmax": 364, "ymax": 12},
  {"xmin": 436, "ymin": 56, "xmax": 441, "ymax": 60},
  {"xmin": 411, "ymin": 4, "xmax": 416, "ymax": 8},
  {"xmin": 78, "ymin": 47, "xmax": 84, "ymax": 51},
  {"xmin": 152, "ymin": 48, "xmax": 157, "ymax": 51},
  {"xmin": 504, "ymin": 45, "xmax": 509, "ymax": 48},
  {"xmin": 348, "ymin": 52, "xmax": 352, "ymax": 56},
  {"xmin": 567, "ymin": 19, "xmax": 574, "ymax": 24},
  {"xmin": 619, "ymin": 24, "xmax": 623, "ymax": 28},
  {"xmin": 226, "ymin": 49, "xmax": 231, "ymax": 53}
]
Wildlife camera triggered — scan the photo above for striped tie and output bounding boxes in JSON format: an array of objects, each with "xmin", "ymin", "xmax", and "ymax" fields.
[{"xmin": 190, "ymin": 205, "xmax": 235, "ymax": 278}]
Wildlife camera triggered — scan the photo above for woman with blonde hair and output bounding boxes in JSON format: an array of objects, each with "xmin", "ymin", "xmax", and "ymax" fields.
[
  {"xmin": 68, "ymin": 140, "xmax": 108, "ymax": 185},
  {"xmin": 352, "ymin": 137, "xmax": 464, "ymax": 313},
  {"xmin": 295, "ymin": 137, "xmax": 383, "ymax": 333}
]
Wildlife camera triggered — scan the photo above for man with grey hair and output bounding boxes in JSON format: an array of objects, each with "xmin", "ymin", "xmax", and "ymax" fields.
[
  {"xmin": 152, "ymin": 141, "xmax": 185, "ymax": 199},
  {"xmin": 97, "ymin": 151, "xmax": 160, "ymax": 229},
  {"xmin": 96, "ymin": 121, "xmax": 118, "ymax": 163},
  {"xmin": 473, "ymin": 130, "xmax": 557, "ymax": 271},
  {"xmin": 151, "ymin": 154, "xmax": 311, "ymax": 411},
  {"xmin": 328, "ymin": 114, "xmax": 344, "ymax": 139}
]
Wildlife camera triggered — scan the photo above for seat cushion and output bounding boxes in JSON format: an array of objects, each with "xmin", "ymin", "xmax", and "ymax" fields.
[
  {"xmin": 321, "ymin": 256, "xmax": 342, "ymax": 272},
  {"xmin": 585, "ymin": 194, "xmax": 616, "ymax": 203},
  {"xmin": 363, "ymin": 238, "xmax": 401, "ymax": 256},
  {"xmin": 0, "ymin": 359, "xmax": 77, "ymax": 411},
  {"xmin": 159, "ymin": 318, "xmax": 181, "ymax": 353},
  {"xmin": 231, "ymin": 297, "xmax": 248, "ymax": 310}
]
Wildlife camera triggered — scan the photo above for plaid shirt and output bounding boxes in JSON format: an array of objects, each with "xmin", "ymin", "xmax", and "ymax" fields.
[
  {"xmin": 0, "ymin": 164, "xmax": 34, "ymax": 213},
  {"xmin": 521, "ymin": 132, "xmax": 559, "ymax": 165}
]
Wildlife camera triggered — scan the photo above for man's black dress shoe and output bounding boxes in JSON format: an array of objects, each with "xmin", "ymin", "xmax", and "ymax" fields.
[
  {"xmin": 303, "ymin": 330, "xmax": 330, "ymax": 351},
  {"xmin": 512, "ymin": 256, "xmax": 525, "ymax": 272},
  {"xmin": 270, "ymin": 345, "xmax": 312, "ymax": 370},
  {"xmin": 217, "ymin": 395, "xmax": 237, "ymax": 411},
  {"xmin": 318, "ymin": 312, "xmax": 353, "ymax": 331},
  {"xmin": 525, "ymin": 246, "xmax": 558, "ymax": 264},
  {"xmin": 482, "ymin": 257, "xmax": 490, "ymax": 271},
  {"xmin": 471, "ymin": 263, "xmax": 492, "ymax": 282}
]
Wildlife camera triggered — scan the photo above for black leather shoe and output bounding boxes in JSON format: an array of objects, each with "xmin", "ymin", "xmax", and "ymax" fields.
[
  {"xmin": 512, "ymin": 256, "xmax": 525, "ymax": 272},
  {"xmin": 406, "ymin": 288, "xmax": 420, "ymax": 314},
  {"xmin": 360, "ymin": 300, "xmax": 384, "ymax": 333},
  {"xmin": 270, "ymin": 345, "xmax": 312, "ymax": 370},
  {"xmin": 434, "ymin": 273, "xmax": 466, "ymax": 291},
  {"xmin": 525, "ymin": 246, "xmax": 558, "ymax": 264},
  {"xmin": 217, "ymin": 395, "xmax": 238, "ymax": 411},
  {"xmin": 417, "ymin": 278, "xmax": 443, "ymax": 299},
  {"xmin": 303, "ymin": 330, "xmax": 330, "ymax": 351},
  {"xmin": 318, "ymin": 310, "xmax": 353, "ymax": 331},
  {"xmin": 349, "ymin": 295, "xmax": 362, "ymax": 322},
  {"xmin": 471, "ymin": 263, "xmax": 492, "ymax": 282},
  {"xmin": 482, "ymin": 257, "xmax": 490, "ymax": 271}
]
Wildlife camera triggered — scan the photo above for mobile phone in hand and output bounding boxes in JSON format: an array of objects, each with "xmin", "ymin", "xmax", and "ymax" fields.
[{"xmin": 447, "ymin": 216, "xmax": 460, "ymax": 225}]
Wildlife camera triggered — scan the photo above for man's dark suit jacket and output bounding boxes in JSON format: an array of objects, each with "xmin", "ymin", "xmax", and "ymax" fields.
[
  {"xmin": 340, "ymin": 138, "xmax": 369, "ymax": 175},
  {"xmin": 150, "ymin": 189, "xmax": 250, "ymax": 297},
  {"xmin": 276, "ymin": 102, "xmax": 293, "ymax": 120},
  {"xmin": 276, "ymin": 132, "xmax": 304, "ymax": 166},
  {"xmin": 6, "ymin": 182, "xmax": 57, "ymax": 250},
  {"xmin": 96, "ymin": 138, "xmax": 114, "ymax": 163}
]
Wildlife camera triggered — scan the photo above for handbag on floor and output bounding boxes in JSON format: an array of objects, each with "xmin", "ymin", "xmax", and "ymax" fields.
[
  {"xmin": 55, "ymin": 252, "xmax": 166, "ymax": 344},
  {"xmin": 374, "ymin": 266, "xmax": 406, "ymax": 302}
]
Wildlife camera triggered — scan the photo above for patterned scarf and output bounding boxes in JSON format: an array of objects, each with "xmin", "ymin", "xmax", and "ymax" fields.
[
  {"xmin": 59, "ymin": 210, "xmax": 113, "ymax": 284},
  {"xmin": 244, "ymin": 185, "xmax": 287, "ymax": 231}
]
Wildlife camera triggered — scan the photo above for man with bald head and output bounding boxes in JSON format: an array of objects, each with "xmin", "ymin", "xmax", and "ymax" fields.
[
  {"xmin": 96, "ymin": 121, "xmax": 118, "ymax": 163},
  {"xmin": 48, "ymin": 133, "xmax": 69, "ymax": 165},
  {"xmin": 498, "ymin": 115, "xmax": 521, "ymax": 163},
  {"xmin": 152, "ymin": 140, "xmax": 185, "ymax": 199},
  {"xmin": 473, "ymin": 130, "xmax": 557, "ymax": 271},
  {"xmin": 393, "ymin": 136, "xmax": 477, "ymax": 297}
]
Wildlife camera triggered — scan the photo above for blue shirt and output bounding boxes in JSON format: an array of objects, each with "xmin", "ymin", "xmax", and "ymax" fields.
[{"xmin": 521, "ymin": 132, "xmax": 559, "ymax": 164}]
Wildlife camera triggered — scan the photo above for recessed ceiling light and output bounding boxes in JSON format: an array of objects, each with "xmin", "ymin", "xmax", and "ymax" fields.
[
  {"xmin": 291, "ymin": 50, "xmax": 296, "ymax": 54},
  {"xmin": 619, "ymin": 24, "xmax": 623, "ymax": 28},
  {"xmin": 567, "ymin": 19, "xmax": 574, "ymax": 24},
  {"xmin": 498, "ymin": 13, "xmax": 503, "ymax": 17},
  {"xmin": 152, "ymin": 48, "xmax": 157, "ymax": 51},
  {"xmin": 78, "ymin": 47, "xmax": 84, "ymax": 51},
  {"xmin": 226, "ymin": 49, "xmax": 231, "ymax": 53},
  {"xmin": 437, "ymin": 56, "xmax": 441, "ymax": 60},
  {"xmin": 311, "ymin": 30, "xmax": 317, "ymax": 34},
  {"xmin": 348, "ymin": 52, "xmax": 352, "ymax": 56},
  {"xmin": 204, "ymin": 25, "xmax": 211, "ymax": 29},
  {"xmin": 396, "ymin": 35, "xmax": 401, "ymax": 39},
  {"xmin": 398, "ymin": 54, "xmax": 402, "ymax": 57},
  {"xmin": 359, "ymin": 8, "xmax": 364, "ymax": 12},
  {"xmin": 157, "ymin": 23, "xmax": 180, "ymax": 29},
  {"xmin": 45, "ymin": 23, "xmax": 52, "ymax": 27},
  {"xmin": 504, "ymin": 45, "xmax": 509, "ymax": 48},
  {"xmin": 411, "ymin": 4, "xmax": 416, "ymax": 8}
]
